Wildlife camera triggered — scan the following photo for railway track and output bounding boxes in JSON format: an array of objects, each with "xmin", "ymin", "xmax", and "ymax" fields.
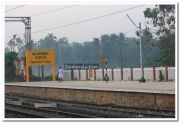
[
  {"xmin": 5, "ymin": 102, "xmax": 96, "ymax": 118},
  {"xmin": 5, "ymin": 94, "xmax": 175, "ymax": 118}
]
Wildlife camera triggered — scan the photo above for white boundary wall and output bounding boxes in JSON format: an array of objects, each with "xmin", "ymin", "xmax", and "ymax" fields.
[{"xmin": 63, "ymin": 67, "xmax": 175, "ymax": 81}]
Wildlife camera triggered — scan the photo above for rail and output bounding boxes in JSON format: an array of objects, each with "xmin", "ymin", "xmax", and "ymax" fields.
[{"xmin": 5, "ymin": 94, "xmax": 175, "ymax": 118}]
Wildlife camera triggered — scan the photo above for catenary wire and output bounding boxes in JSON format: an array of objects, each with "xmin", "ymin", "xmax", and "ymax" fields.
[
  {"xmin": 5, "ymin": 5, "xmax": 144, "ymax": 38},
  {"xmin": 32, "ymin": 5, "xmax": 145, "ymax": 33},
  {"xmin": 30, "ymin": 5, "xmax": 77, "ymax": 17},
  {"xmin": 5, "ymin": 5, "xmax": 26, "ymax": 13}
]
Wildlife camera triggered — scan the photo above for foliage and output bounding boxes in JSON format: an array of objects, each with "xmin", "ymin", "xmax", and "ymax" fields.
[
  {"xmin": 143, "ymin": 5, "xmax": 175, "ymax": 66},
  {"xmin": 158, "ymin": 32, "xmax": 175, "ymax": 66},
  {"xmin": 7, "ymin": 35, "xmax": 24, "ymax": 52},
  {"xmin": 5, "ymin": 52, "xmax": 18, "ymax": 82},
  {"xmin": 159, "ymin": 70, "xmax": 164, "ymax": 81},
  {"xmin": 144, "ymin": 5, "xmax": 175, "ymax": 35},
  {"xmin": 28, "ymin": 32, "xmax": 162, "ymax": 76}
]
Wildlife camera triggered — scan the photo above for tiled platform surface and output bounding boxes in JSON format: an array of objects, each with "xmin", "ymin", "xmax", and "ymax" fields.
[{"xmin": 5, "ymin": 81, "xmax": 175, "ymax": 94}]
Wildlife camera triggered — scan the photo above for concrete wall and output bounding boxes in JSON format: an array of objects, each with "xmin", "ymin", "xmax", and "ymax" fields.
[
  {"xmin": 63, "ymin": 67, "xmax": 175, "ymax": 81},
  {"xmin": 5, "ymin": 85, "xmax": 175, "ymax": 111}
]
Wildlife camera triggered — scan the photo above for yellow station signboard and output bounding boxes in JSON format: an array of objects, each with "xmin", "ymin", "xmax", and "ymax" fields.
[
  {"xmin": 26, "ymin": 49, "xmax": 56, "ymax": 82},
  {"xmin": 99, "ymin": 57, "xmax": 107, "ymax": 64},
  {"xmin": 26, "ymin": 49, "xmax": 54, "ymax": 65}
]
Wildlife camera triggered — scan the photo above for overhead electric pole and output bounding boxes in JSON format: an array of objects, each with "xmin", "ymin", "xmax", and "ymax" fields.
[
  {"xmin": 126, "ymin": 14, "xmax": 146, "ymax": 82},
  {"xmin": 5, "ymin": 16, "xmax": 32, "ymax": 81},
  {"xmin": 5, "ymin": 17, "xmax": 31, "ymax": 50}
]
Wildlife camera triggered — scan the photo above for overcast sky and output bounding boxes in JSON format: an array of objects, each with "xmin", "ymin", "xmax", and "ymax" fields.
[{"xmin": 5, "ymin": 4, "xmax": 155, "ymax": 44}]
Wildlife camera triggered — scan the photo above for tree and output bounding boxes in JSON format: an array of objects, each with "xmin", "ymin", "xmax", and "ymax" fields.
[
  {"xmin": 7, "ymin": 35, "xmax": 25, "ymax": 55},
  {"xmin": 144, "ymin": 5, "xmax": 175, "ymax": 36},
  {"xmin": 31, "ymin": 32, "xmax": 162, "ymax": 77},
  {"xmin": 5, "ymin": 52, "xmax": 18, "ymax": 82},
  {"xmin": 143, "ymin": 5, "xmax": 175, "ymax": 66},
  {"xmin": 16, "ymin": 37, "xmax": 23, "ymax": 50},
  {"xmin": 40, "ymin": 33, "xmax": 57, "ymax": 49},
  {"xmin": 158, "ymin": 32, "xmax": 175, "ymax": 66},
  {"xmin": 7, "ymin": 35, "xmax": 17, "ymax": 52}
]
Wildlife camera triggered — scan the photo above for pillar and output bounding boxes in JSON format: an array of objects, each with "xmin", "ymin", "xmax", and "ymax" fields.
[
  {"xmin": 86, "ymin": 69, "xmax": 88, "ymax": 80},
  {"xmin": 78, "ymin": 69, "xmax": 81, "ymax": 80},
  {"xmin": 153, "ymin": 66, "xmax": 156, "ymax": 81},
  {"xmin": 102, "ymin": 68, "xmax": 104, "ymax": 81},
  {"xmin": 112, "ymin": 68, "xmax": 114, "ymax": 81},
  {"xmin": 94, "ymin": 69, "xmax": 96, "ymax": 80},
  {"xmin": 121, "ymin": 67, "xmax": 123, "ymax": 80},
  {"xmin": 165, "ymin": 66, "xmax": 168, "ymax": 81},
  {"xmin": 131, "ymin": 67, "xmax": 133, "ymax": 81}
]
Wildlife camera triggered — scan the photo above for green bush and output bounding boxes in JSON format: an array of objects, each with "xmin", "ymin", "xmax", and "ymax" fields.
[
  {"xmin": 159, "ymin": 70, "xmax": 164, "ymax": 81},
  {"xmin": 5, "ymin": 52, "xmax": 19, "ymax": 82}
]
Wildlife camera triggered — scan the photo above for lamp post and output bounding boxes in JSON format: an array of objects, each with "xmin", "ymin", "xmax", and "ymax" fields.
[{"xmin": 126, "ymin": 14, "xmax": 146, "ymax": 82}]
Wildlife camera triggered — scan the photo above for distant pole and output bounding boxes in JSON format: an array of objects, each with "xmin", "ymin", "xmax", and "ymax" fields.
[
  {"xmin": 153, "ymin": 66, "xmax": 156, "ymax": 81},
  {"xmin": 59, "ymin": 41, "xmax": 60, "ymax": 67},
  {"xmin": 100, "ymin": 39, "xmax": 102, "ymax": 59},
  {"xmin": 105, "ymin": 61, "xmax": 108, "ymax": 83},
  {"xmin": 120, "ymin": 36, "xmax": 123, "ymax": 80},
  {"xmin": 38, "ymin": 41, "xmax": 40, "ymax": 78},
  {"xmin": 139, "ymin": 22, "xmax": 144, "ymax": 80},
  {"xmin": 105, "ymin": 63, "xmax": 107, "ymax": 83},
  {"xmin": 126, "ymin": 14, "xmax": 146, "ymax": 82},
  {"xmin": 99, "ymin": 39, "xmax": 102, "ymax": 68},
  {"xmin": 120, "ymin": 47, "xmax": 123, "ymax": 69}
]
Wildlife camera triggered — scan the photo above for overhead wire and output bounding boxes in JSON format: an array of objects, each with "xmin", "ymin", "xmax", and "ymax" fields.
[
  {"xmin": 5, "ymin": 5, "xmax": 145, "ymax": 38},
  {"xmin": 5, "ymin": 28, "xmax": 138, "ymax": 39},
  {"xmin": 32, "ymin": 5, "xmax": 145, "ymax": 33},
  {"xmin": 30, "ymin": 5, "xmax": 77, "ymax": 17},
  {"xmin": 5, "ymin": 5, "xmax": 26, "ymax": 13}
]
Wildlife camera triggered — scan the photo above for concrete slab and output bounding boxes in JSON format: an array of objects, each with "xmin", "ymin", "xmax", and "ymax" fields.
[
  {"xmin": 5, "ymin": 81, "xmax": 175, "ymax": 94},
  {"xmin": 34, "ymin": 103, "xmax": 57, "ymax": 108}
]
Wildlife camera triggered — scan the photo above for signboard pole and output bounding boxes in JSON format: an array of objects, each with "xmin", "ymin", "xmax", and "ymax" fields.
[
  {"xmin": 52, "ymin": 49, "xmax": 56, "ymax": 81},
  {"xmin": 26, "ymin": 49, "xmax": 29, "ymax": 82}
]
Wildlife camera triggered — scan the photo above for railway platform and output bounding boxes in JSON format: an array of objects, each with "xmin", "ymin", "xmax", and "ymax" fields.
[
  {"xmin": 5, "ymin": 81, "xmax": 175, "ymax": 111},
  {"xmin": 5, "ymin": 81, "xmax": 175, "ymax": 94}
]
